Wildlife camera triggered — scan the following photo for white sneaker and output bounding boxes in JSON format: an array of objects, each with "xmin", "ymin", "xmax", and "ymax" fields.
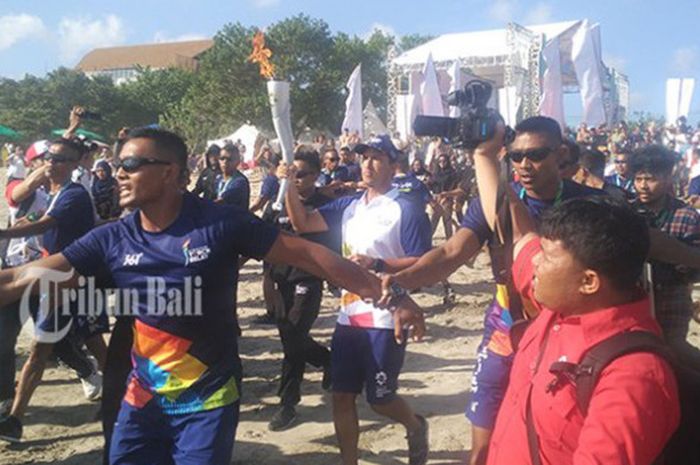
[{"xmin": 81, "ymin": 371, "xmax": 102, "ymax": 401}]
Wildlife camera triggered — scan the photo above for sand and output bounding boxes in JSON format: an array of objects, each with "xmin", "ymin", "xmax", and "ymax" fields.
[{"xmin": 1, "ymin": 167, "xmax": 699, "ymax": 465}]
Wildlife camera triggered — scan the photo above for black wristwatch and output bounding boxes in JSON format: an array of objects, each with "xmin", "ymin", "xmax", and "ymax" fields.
[
  {"xmin": 372, "ymin": 258, "xmax": 386, "ymax": 273},
  {"xmin": 388, "ymin": 281, "xmax": 408, "ymax": 311}
]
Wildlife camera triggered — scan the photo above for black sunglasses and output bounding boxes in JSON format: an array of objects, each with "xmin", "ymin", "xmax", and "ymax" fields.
[
  {"xmin": 614, "ymin": 159, "xmax": 628, "ymax": 164},
  {"xmin": 117, "ymin": 156, "xmax": 171, "ymax": 173},
  {"xmin": 508, "ymin": 147, "xmax": 554, "ymax": 163}
]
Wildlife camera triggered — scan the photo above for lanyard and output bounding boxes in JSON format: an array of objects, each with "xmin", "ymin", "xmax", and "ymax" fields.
[
  {"xmin": 46, "ymin": 181, "xmax": 71, "ymax": 213},
  {"xmin": 519, "ymin": 182, "xmax": 564, "ymax": 206},
  {"xmin": 217, "ymin": 176, "xmax": 235, "ymax": 198}
]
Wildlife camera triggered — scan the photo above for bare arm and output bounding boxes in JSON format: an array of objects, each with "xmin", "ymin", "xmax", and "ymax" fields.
[
  {"xmin": 280, "ymin": 164, "xmax": 329, "ymax": 233},
  {"xmin": 0, "ymin": 215, "xmax": 56, "ymax": 239},
  {"xmin": 348, "ymin": 254, "xmax": 422, "ymax": 274},
  {"xmin": 648, "ymin": 228, "xmax": 700, "ymax": 268},
  {"xmin": 10, "ymin": 166, "xmax": 48, "ymax": 204},
  {"xmin": 249, "ymin": 196, "xmax": 270, "ymax": 213},
  {"xmin": 391, "ymin": 228, "xmax": 482, "ymax": 289},
  {"xmin": 62, "ymin": 106, "xmax": 82, "ymax": 139},
  {"xmin": 0, "ymin": 253, "xmax": 80, "ymax": 307},
  {"xmin": 264, "ymin": 232, "xmax": 381, "ymax": 301}
]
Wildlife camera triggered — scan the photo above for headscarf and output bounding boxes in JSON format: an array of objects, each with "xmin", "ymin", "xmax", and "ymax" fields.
[{"xmin": 92, "ymin": 160, "xmax": 118, "ymax": 202}]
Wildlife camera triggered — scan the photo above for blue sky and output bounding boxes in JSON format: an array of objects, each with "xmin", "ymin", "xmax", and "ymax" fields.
[{"xmin": 1, "ymin": 0, "xmax": 699, "ymax": 123}]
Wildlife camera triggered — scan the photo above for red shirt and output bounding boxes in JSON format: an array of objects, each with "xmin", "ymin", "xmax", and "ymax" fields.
[{"xmin": 487, "ymin": 238, "xmax": 680, "ymax": 465}]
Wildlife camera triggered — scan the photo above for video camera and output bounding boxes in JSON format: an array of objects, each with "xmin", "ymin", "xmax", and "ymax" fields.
[{"xmin": 413, "ymin": 79, "xmax": 507, "ymax": 149}]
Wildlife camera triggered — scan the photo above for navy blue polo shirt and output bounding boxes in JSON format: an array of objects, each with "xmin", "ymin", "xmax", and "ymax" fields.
[{"xmin": 45, "ymin": 182, "xmax": 95, "ymax": 253}]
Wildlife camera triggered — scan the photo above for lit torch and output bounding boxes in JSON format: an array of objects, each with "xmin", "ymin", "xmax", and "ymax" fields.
[{"xmin": 249, "ymin": 30, "xmax": 295, "ymax": 211}]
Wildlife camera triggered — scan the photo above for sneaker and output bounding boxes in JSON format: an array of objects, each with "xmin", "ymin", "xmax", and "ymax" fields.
[
  {"xmin": 0, "ymin": 415, "xmax": 22, "ymax": 443},
  {"xmin": 0, "ymin": 399, "xmax": 12, "ymax": 418},
  {"xmin": 81, "ymin": 371, "xmax": 103, "ymax": 401},
  {"xmin": 253, "ymin": 314, "xmax": 276, "ymax": 325},
  {"xmin": 321, "ymin": 364, "xmax": 332, "ymax": 391},
  {"xmin": 407, "ymin": 415, "xmax": 429, "ymax": 465},
  {"xmin": 268, "ymin": 405, "xmax": 297, "ymax": 431}
]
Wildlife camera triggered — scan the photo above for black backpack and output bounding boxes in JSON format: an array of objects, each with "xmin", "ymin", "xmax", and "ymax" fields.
[{"xmin": 525, "ymin": 330, "xmax": 700, "ymax": 465}]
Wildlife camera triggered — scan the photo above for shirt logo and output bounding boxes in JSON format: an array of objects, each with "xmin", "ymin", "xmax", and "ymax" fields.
[
  {"xmin": 123, "ymin": 253, "xmax": 144, "ymax": 267},
  {"xmin": 182, "ymin": 238, "xmax": 211, "ymax": 266}
]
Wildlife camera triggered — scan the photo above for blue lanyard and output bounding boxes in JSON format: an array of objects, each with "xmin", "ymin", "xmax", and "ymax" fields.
[{"xmin": 519, "ymin": 182, "xmax": 563, "ymax": 206}]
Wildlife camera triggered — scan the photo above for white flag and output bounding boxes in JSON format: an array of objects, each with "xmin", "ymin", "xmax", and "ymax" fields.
[
  {"xmin": 679, "ymin": 78, "xmax": 695, "ymax": 120},
  {"xmin": 421, "ymin": 53, "xmax": 444, "ymax": 117},
  {"xmin": 539, "ymin": 37, "xmax": 565, "ymax": 131},
  {"xmin": 341, "ymin": 64, "xmax": 363, "ymax": 138},
  {"xmin": 666, "ymin": 78, "xmax": 682, "ymax": 124},
  {"xmin": 572, "ymin": 20, "xmax": 606, "ymax": 127}
]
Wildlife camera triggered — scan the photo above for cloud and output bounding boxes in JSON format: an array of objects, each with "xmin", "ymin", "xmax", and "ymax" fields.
[
  {"xmin": 604, "ymin": 53, "xmax": 627, "ymax": 72},
  {"xmin": 671, "ymin": 46, "xmax": 698, "ymax": 74},
  {"xmin": 523, "ymin": 2, "xmax": 553, "ymax": 25},
  {"xmin": 363, "ymin": 22, "xmax": 397, "ymax": 40},
  {"xmin": 153, "ymin": 31, "xmax": 208, "ymax": 43},
  {"xmin": 0, "ymin": 14, "xmax": 46, "ymax": 51},
  {"xmin": 58, "ymin": 14, "xmax": 126, "ymax": 63},
  {"xmin": 488, "ymin": 0, "xmax": 517, "ymax": 23},
  {"xmin": 251, "ymin": 0, "xmax": 280, "ymax": 7}
]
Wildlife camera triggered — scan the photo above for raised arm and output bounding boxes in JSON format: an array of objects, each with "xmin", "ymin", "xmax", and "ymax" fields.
[
  {"xmin": 9, "ymin": 165, "xmax": 48, "ymax": 204},
  {"xmin": 0, "ymin": 215, "xmax": 56, "ymax": 239},
  {"xmin": 279, "ymin": 163, "xmax": 329, "ymax": 233}
]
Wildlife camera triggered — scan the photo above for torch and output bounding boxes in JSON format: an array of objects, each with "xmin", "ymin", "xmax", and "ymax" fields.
[{"xmin": 249, "ymin": 31, "xmax": 295, "ymax": 211}]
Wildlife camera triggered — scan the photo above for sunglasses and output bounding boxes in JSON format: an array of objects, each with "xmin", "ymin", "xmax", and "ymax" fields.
[
  {"xmin": 296, "ymin": 171, "xmax": 314, "ymax": 179},
  {"xmin": 326, "ymin": 158, "xmax": 339, "ymax": 162},
  {"xmin": 45, "ymin": 153, "xmax": 76, "ymax": 164},
  {"xmin": 614, "ymin": 159, "xmax": 628, "ymax": 164},
  {"xmin": 507, "ymin": 147, "xmax": 554, "ymax": 163},
  {"xmin": 220, "ymin": 156, "xmax": 235, "ymax": 162},
  {"xmin": 117, "ymin": 156, "xmax": 171, "ymax": 173}
]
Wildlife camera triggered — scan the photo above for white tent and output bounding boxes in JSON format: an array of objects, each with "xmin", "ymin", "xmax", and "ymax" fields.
[{"xmin": 207, "ymin": 123, "xmax": 261, "ymax": 164}]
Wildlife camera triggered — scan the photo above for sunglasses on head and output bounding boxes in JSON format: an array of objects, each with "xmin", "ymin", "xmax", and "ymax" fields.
[
  {"xmin": 507, "ymin": 147, "xmax": 554, "ymax": 163},
  {"xmin": 116, "ymin": 156, "xmax": 171, "ymax": 173},
  {"xmin": 45, "ymin": 152, "xmax": 76, "ymax": 164}
]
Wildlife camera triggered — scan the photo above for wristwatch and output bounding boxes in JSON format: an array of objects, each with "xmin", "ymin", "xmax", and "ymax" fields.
[{"xmin": 387, "ymin": 281, "xmax": 408, "ymax": 311}]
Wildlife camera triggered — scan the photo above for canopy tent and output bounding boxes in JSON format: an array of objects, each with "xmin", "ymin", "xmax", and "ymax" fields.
[
  {"xmin": 388, "ymin": 20, "xmax": 629, "ymax": 136},
  {"xmin": 52, "ymin": 128, "xmax": 106, "ymax": 142},
  {"xmin": 0, "ymin": 124, "xmax": 20, "ymax": 138},
  {"xmin": 207, "ymin": 124, "xmax": 262, "ymax": 164}
]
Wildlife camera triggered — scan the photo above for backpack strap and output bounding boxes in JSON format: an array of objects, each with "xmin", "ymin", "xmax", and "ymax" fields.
[{"xmin": 572, "ymin": 330, "xmax": 671, "ymax": 415}]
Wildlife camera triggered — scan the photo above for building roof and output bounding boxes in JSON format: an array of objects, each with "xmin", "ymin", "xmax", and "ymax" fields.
[{"xmin": 76, "ymin": 39, "xmax": 214, "ymax": 72}]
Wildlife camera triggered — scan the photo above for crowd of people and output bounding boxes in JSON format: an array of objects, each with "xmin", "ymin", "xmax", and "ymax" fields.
[{"xmin": 1, "ymin": 105, "xmax": 700, "ymax": 465}]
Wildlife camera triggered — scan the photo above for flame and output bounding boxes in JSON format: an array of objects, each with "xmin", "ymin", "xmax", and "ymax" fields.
[{"xmin": 248, "ymin": 30, "xmax": 275, "ymax": 80}]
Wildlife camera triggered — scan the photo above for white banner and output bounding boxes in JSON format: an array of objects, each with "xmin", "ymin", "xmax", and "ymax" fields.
[
  {"xmin": 341, "ymin": 64, "xmax": 363, "ymax": 138},
  {"xmin": 498, "ymin": 86, "xmax": 520, "ymax": 127},
  {"xmin": 420, "ymin": 52, "xmax": 445, "ymax": 117},
  {"xmin": 538, "ymin": 37, "xmax": 565, "ymax": 132},
  {"xmin": 666, "ymin": 78, "xmax": 682, "ymax": 124},
  {"xmin": 572, "ymin": 20, "xmax": 606, "ymax": 127}
]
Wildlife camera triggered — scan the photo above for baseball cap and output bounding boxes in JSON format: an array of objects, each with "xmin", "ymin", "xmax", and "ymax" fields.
[
  {"xmin": 354, "ymin": 134, "xmax": 400, "ymax": 161},
  {"xmin": 26, "ymin": 140, "xmax": 49, "ymax": 163}
]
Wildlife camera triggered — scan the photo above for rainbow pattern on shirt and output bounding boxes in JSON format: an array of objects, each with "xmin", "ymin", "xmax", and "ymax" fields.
[{"xmin": 124, "ymin": 320, "xmax": 239, "ymax": 414}]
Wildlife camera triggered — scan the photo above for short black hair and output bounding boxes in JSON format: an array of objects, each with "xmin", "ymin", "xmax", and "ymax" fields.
[
  {"xmin": 579, "ymin": 149, "xmax": 607, "ymax": 178},
  {"xmin": 294, "ymin": 149, "xmax": 321, "ymax": 172},
  {"xmin": 221, "ymin": 143, "xmax": 240, "ymax": 158},
  {"xmin": 51, "ymin": 138, "xmax": 84, "ymax": 159},
  {"xmin": 121, "ymin": 127, "xmax": 188, "ymax": 168},
  {"xmin": 323, "ymin": 148, "xmax": 339, "ymax": 158},
  {"xmin": 540, "ymin": 197, "xmax": 649, "ymax": 291},
  {"xmin": 629, "ymin": 145, "xmax": 675, "ymax": 177},
  {"xmin": 562, "ymin": 139, "xmax": 581, "ymax": 165},
  {"xmin": 514, "ymin": 116, "xmax": 563, "ymax": 146}
]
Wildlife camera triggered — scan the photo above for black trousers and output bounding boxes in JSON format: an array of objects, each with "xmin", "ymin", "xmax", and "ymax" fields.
[{"xmin": 275, "ymin": 279, "xmax": 330, "ymax": 407}]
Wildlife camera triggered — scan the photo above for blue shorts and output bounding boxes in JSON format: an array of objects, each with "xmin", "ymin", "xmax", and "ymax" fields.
[
  {"xmin": 465, "ymin": 298, "xmax": 515, "ymax": 430},
  {"xmin": 330, "ymin": 324, "xmax": 406, "ymax": 405},
  {"xmin": 109, "ymin": 400, "xmax": 239, "ymax": 465}
]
